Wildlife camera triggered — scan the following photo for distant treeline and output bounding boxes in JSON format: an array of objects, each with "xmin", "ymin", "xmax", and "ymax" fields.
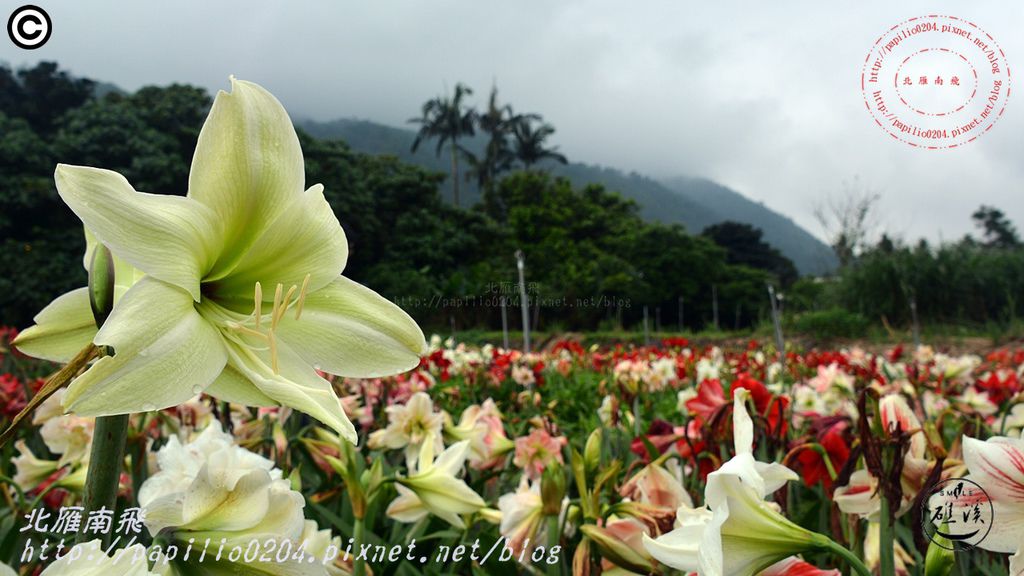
[
  {"xmin": 1, "ymin": 62, "xmax": 1019, "ymax": 336},
  {"xmin": 0, "ymin": 62, "xmax": 793, "ymax": 332}
]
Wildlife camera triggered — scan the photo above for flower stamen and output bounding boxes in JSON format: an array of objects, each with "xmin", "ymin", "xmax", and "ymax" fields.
[
  {"xmin": 268, "ymin": 329, "xmax": 279, "ymax": 374},
  {"xmin": 295, "ymin": 274, "xmax": 311, "ymax": 320},
  {"xmin": 254, "ymin": 282, "xmax": 263, "ymax": 329},
  {"xmin": 274, "ymin": 284, "xmax": 297, "ymax": 329},
  {"xmin": 226, "ymin": 321, "xmax": 270, "ymax": 342}
]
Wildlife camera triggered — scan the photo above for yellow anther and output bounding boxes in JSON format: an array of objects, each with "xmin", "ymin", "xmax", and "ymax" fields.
[
  {"xmin": 295, "ymin": 273, "xmax": 311, "ymax": 320},
  {"xmin": 225, "ymin": 321, "xmax": 269, "ymax": 342},
  {"xmin": 254, "ymin": 282, "xmax": 263, "ymax": 329},
  {"xmin": 273, "ymin": 283, "xmax": 283, "ymax": 322},
  {"xmin": 268, "ymin": 329, "xmax": 279, "ymax": 374},
  {"xmin": 274, "ymin": 284, "xmax": 297, "ymax": 329}
]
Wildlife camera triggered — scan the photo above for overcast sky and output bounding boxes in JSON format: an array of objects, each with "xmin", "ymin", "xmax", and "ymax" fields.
[{"xmin": 6, "ymin": 0, "xmax": 1024, "ymax": 243}]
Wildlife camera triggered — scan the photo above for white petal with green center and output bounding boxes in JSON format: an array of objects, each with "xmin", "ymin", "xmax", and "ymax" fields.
[
  {"xmin": 206, "ymin": 184, "xmax": 348, "ymax": 308},
  {"xmin": 63, "ymin": 277, "xmax": 227, "ymax": 416},
  {"xmin": 642, "ymin": 506, "xmax": 710, "ymax": 572},
  {"xmin": 12, "ymin": 287, "xmax": 96, "ymax": 362},
  {"xmin": 386, "ymin": 484, "xmax": 429, "ymax": 523},
  {"xmin": 188, "ymin": 78, "xmax": 306, "ymax": 279},
  {"xmin": 206, "ymin": 365, "xmax": 278, "ymax": 407},
  {"xmin": 180, "ymin": 467, "xmax": 272, "ymax": 532},
  {"xmin": 224, "ymin": 336, "xmax": 357, "ymax": 443},
  {"xmin": 275, "ymin": 276, "xmax": 426, "ymax": 378},
  {"xmin": 56, "ymin": 165, "xmax": 219, "ymax": 301}
]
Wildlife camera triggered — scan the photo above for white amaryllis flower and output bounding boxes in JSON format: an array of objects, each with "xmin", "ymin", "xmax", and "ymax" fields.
[
  {"xmin": 12, "ymin": 78, "xmax": 426, "ymax": 443},
  {"xmin": 444, "ymin": 398, "xmax": 514, "ymax": 470},
  {"xmin": 387, "ymin": 437, "xmax": 485, "ymax": 529},
  {"xmin": 643, "ymin": 389, "xmax": 823, "ymax": 576},
  {"xmin": 138, "ymin": 422, "xmax": 279, "ymax": 507},
  {"xmin": 38, "ymin": 540, "xmax": 156, "ymax": 575},
  {"xmin": 939, "ymin": 433, "xmax": 1024, "ymax": 574},
  {"xmin": 34, "ymin": 389, "xmax": 94, "ymax": 468},
  {"xmin": 368, "ymin": 391, "xmax": 444, "ymax": 466},
  {"xmin": 299, "ymin": 520, "xmax": 354, "ymax": 576},
  {"xmin": 140, "ymin": 423, "xmax": 329, "ymax": 575},
  {"xmin": 498, "ymin": 477, "xmax": 544, "ymax": 556},
  {"xmin": 12, "ymin": 440, "xmax": 59, "ymax": 491}
]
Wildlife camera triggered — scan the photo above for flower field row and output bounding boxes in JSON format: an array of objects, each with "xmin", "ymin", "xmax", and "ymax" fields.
[{"xmin": 1, "ymin": 327, "xmax": 1023, "ymax": 575}]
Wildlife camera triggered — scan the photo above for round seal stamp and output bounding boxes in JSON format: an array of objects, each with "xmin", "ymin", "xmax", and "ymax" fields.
[
  {"xmin": 861, "ymin": 15, "xmax": 1011, "ymax": 149},
  {"xmin": 921, "ymin": 477, "xmax": 993, "ymax": 551}
]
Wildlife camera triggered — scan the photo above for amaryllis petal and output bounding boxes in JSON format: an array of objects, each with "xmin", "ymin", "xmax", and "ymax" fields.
[
  {"xmin": 63, "ymin": 278, "xmax": 227, "ymax": 416},
  {"xmin": 223, "ymin": 335, "xmax": 357, "ymax": 444},
  {"xmin": 188, "ymin": 78, "xmax": 306, "ymax": 280},
  {"xmin": 957, "ymin": 435, "xmax": 1024, "ymax": 553},
  {"xmin": 12, "ymin": 288, "xmax": 96, "ymax": 363},
  {"xmin": 55, "ymin": 165, "xmax": 219, "ymax": 301},
  {"xmin": 275, "ymin": 276, "xmax": 426, "ymax": 378},
  {"xmin": 204, "ymin": 184, "xmax": 348, "ymax": 309}
]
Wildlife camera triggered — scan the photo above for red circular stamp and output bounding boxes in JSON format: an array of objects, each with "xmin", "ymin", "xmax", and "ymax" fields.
[{"xmin": 861, "ymin": 15, "xmax": 1011, "ymax": 149}]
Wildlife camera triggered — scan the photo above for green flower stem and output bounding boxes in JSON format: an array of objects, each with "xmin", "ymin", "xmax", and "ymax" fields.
[
  {"xmin": 79, "ymin": 414, "xmax": 129, "ymax": 546},
  {"xmin": 546, "ymin": 514, "xmax": 561, "ymax": 576},
  {"xmin": 353, "ymin": 515, "xmax": 367, "ymax": 576},
  {"xmin": 878, "ymin": 492, "xmax": 896, "ymax": 576},
  {"xmin": 824, "ymin": 537, "xmax": 873, "ymax": 576}
]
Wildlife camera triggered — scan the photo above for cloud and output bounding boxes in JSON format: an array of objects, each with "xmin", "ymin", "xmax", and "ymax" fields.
[{"xmin": 9, "ymin": 0, "xmax": 1023, "ymax": 242}]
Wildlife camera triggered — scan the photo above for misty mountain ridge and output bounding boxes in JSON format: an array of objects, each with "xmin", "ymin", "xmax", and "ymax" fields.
[{"xmin": 299, "ymin": 117, "xmax": 837, "ymax": 275}]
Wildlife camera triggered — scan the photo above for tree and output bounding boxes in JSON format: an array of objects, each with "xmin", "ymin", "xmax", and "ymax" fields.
[
  {"xmin": 409, "ymin": 83, "xmax": 476, "ymax": 207},
  {"xmin": 702, "ymin": 221, "xmax": 798, "ymax": 285},
  {"xmin": 972, "ymin": 205, "xmax": 1020, "ymax": 249},
  {"xmin": 511, "ymin": 116, "xmax": 567, "ymax": 169},
  {"xmin": 461, "ymin": 85, "xmax": 520, "ymax": 195},
  {"xmin": 814, "ymin": 180, "xmax": 880, "ymax": 268},
  {"xmin": 0, "ymin": 61, "xmax": 95, "ymax": 135}
]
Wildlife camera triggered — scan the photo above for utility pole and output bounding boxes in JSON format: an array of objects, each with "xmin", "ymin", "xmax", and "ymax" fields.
[
  {"xmin": 515, "ymin": 250, "xmax": 530, "ymax": 354},
  {"xmin": 678, "ymin": 296, "xmax": 684, "ymax": 332},
  {"xmin": 712, "ymin": 284, "xmax": 719, "ymax": 330},
  {"xmin": 767, "ymin": 284, "xmax": 785, "ymax": 363},
  {"xmin": 501, "ymin": 295, "xmax": 510, "ymax": 350},
  {"xmin": 643, "ymin": 305, "xmax": 650, "ymax": 346}
]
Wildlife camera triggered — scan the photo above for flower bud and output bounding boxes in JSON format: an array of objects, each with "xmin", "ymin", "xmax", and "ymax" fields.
[
  {"xmin": 924, "ymin": 525, "xmax": 955, "ymax": 576},
  {"xmin": 584, "ymin": 428, "xmax": 602, "ymax": 473},
  {"xmin": 580, "ymin": 524, "xmax": 653, "ymax": 575},
  {"xmin": 88, "ymin": 243, "xmax": 115, "ymax": 327},
  {"xmin": 541, "ymin": 464, "xmax": 566, "ymax": 516}
]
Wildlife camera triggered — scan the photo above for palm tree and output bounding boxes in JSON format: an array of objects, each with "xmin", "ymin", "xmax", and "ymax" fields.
[
  {"xmin": 461, "ymin": 85, "xmax": 524, "ymax": 193},
  {"xmin": 512, "ymin": 117, "xmax": 568, "ymax": 169},
  {"xmin": 409, "ymin": 83, "xmax": 476, "ymax": 207}
]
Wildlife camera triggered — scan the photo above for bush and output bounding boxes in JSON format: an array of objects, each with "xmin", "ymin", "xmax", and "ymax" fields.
[{"xmin": 788, "ymin": 308, "xmax": 870, "ymax": 339}]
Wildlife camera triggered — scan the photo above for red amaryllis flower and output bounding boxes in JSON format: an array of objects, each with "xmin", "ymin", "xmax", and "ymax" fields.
[
  {"xmin": 685, "ymin": 378, "xmax": 725, "ymax": 424},
  {"xmin": 631, "ymin": 419, "xmax": 682, "ymax": 461},
  {"xmin": 795, "ymin": 421, "xmax": 850, "ymax": 489},
  {"xmin": 0, "ymin": 374, "xmax": 27, "ymax": 420},
  {"xmin": 732, "ymin": 374, "xmax": 790, "ymax": 437},
  {"xmin": 977, "ymin": 370, "xmax": 1020, "ymax": 405}
]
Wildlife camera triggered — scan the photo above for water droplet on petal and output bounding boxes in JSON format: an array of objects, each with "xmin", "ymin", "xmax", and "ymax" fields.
[{"xmin": 191, "ymin": 385, "xmax": 203, "ymax": 395}]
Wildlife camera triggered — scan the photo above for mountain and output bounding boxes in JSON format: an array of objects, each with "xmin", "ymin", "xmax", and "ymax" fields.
[{"xmin": 298, "ymin": 118, "xmax": 837, "ymax": 275}]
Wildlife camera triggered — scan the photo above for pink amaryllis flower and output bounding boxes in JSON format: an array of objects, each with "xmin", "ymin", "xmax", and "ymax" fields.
[
  {"xmin": 760, "ymin": 556, "xmax": 840, "ymax": 576},
  {"xmin": 513, "ymin": 427, "xmax": 567, "ymax": 480}
]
